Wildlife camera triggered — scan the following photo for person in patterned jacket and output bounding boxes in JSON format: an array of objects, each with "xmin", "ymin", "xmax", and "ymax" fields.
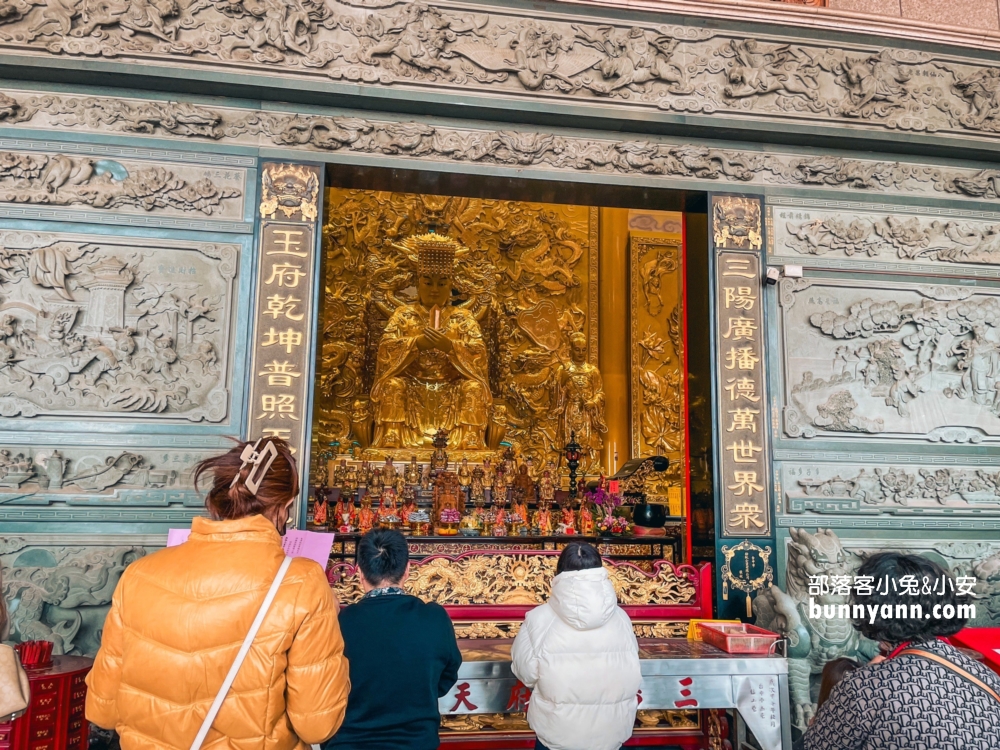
[{"xmin": 800, "ymin": 552, "xmax": 1000, "ymax": 750}]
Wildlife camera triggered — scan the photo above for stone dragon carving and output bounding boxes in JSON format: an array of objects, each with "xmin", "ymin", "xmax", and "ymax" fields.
[
  {"xmin": 0, "ymin": 2, "xmax": 998, "ymax": 140},
  {"xmin": 2, "ymin": 90, "xmax": 1000, "ymax": 203}
]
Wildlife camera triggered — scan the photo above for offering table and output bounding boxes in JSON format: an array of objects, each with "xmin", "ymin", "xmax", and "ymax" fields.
[{"xmin": 441, "ymin": 639, "xmax": 791, "ymax": 750}]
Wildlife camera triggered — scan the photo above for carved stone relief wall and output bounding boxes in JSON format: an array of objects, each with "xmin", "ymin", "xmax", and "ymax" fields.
[
  {"xmin": 781, "ymin": 461, "xmax": 1000, "ymax": 514},
  {"xmin": 1, "ymin": 536, "xmax": 159, "ymax": 655},
  {"xmin": 0, "ymin": 145, "xmax": 246, "ymax": 224},
  {"xmin": 769, "ymin": 201, "xmax": 1000, "ymax": 276},
  {"xmin": 778, "ymin": 277, "xmax": 1000, "ymax": 444},
  {"xmin": 1, "ymin": 1, "xmax": 1000, "ymax": 145},
  {"xmin": 0, "ymin": 444, "xmax": 206, "ymax": 505},
  {"xmin": 4, "ymin": 89, "xmax": 1000, "ymax": 209},
  {"xmin": 0, "ymin": 230, "xmax": 237, "ymax": 422}
]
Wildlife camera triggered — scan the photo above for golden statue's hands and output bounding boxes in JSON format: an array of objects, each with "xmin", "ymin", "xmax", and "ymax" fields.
[
  {"xmin": 423, "ymin": 327, "xmax": 454, "ymax": 353},
  {"xmin": 415, "ymin": 333, "xmax": 435, "ymax": 351}
]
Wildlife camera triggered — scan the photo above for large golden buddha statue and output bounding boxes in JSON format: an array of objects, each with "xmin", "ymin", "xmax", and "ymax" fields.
[{"xmin": 371, "ymin": 234, "xmax": 492, "ymax": 450}]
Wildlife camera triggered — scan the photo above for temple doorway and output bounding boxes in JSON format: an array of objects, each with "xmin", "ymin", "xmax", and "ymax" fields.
[{"xmin": 308, "ymin": 165, "xmax": 714, "ymax": 566}]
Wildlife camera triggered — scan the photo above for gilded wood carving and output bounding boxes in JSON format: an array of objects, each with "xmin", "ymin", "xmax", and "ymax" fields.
[
  {"xmin": 315, "ymin": 189, "xmax": 599, "ymax": 468},
  {"xmin": 628, "ymin": 231, "xmax": 686, "ymax": 497},
  {"xmin": 329, "ymin": 553, "xmax": 697, "ymax": 607}
]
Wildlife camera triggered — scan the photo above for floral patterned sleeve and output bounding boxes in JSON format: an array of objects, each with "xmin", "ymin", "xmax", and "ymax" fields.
[{"xmin": 802, "ymin": 672, "xmax": 871, "ymax": 750}]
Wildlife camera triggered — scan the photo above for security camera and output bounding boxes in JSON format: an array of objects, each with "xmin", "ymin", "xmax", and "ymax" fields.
[{"xmin": 765, "ymin": 267, "xmax": 781, "ymax": 285}]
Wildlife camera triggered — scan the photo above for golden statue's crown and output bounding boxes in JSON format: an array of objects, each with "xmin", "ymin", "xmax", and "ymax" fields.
[{"xmin": 395, "ymin": 233, "xmax": 467, "ymax": 276}]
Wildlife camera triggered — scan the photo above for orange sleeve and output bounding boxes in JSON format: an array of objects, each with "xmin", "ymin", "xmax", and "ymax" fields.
[
  {"xmin": 85, "ymin": 573, "xmax": 126, "ymax": 730},
  {"xmin": 284, "ymin": 564, "xmax": 351, "ymax": 744}
]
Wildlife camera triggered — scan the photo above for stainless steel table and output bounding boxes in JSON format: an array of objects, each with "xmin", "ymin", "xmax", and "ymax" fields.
[{"xmin": 440, "ymin": 638, "xmax": 792, "ymax": 750}]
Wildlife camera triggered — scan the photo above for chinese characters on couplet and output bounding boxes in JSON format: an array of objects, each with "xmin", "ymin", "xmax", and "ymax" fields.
[
  {"xmin": 248, "ymin": 164, "xmax": 322, "ymax": 456},
  {"xmin": 716, "ymin": 245, "xmax": 770, "ymax": 538}
]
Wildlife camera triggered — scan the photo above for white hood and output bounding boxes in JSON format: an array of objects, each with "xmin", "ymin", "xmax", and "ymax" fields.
[{"xmin": 547, "ymin": 567, "xmax": 618, "ymax": 631}]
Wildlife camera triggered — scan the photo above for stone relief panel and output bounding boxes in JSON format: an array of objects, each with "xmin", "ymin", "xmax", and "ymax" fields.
[
  {"xmin": 3, "ymin": 90, "xmax": 1000, "ymax": 207},
  {"xmin": 0, "ymin": 444, "xmax": 205, "ymax": 506},
  {"xmin": 755, "ymin": 526, "xmax": 1000, "ymax": 729},
  {"xmin": 779, "ymin": 277, "xmax": 1000, "ymax": 444},
  {"xmin": 769, "ymin": 203, "xmax": 1000, "ymax": 274},
  {"xmin": 4, "ymin": 2, "xmax": 1000, "ymax": 143},
  {"xmin": 0, "ymin": 230, "xmax": 237, "ymax": 422},
  {"xmin": 1, "ymin": 536, "xmax": 154, "ymax": 655},
  {"xmin": 0, "ymin": 146, "xmax": 245, "ymax": 222},
  {"xmin": 781, "ymin": 461, "xmax": 1000, "ymax": 515}
]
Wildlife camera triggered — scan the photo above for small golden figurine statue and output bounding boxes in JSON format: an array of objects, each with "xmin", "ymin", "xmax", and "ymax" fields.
[
  {"xmin": 368, "ymin": 467, "xmax": 384, "ymax": 498},
  {"xmin": 358, "ymin": 495, "xmax": 377, "ymax": 534},
  {"xmin": 539, "ymin": 466, "xmax": 556, "ymax": 504},
  {"xmin": 556, "ymin": 332, "xmax": 608, "ymax": 467},
  {"xmin": 370, "ymin": 234, "xmax": 491, "ymax": 449},
  {"xmin": 420, "ymin": 464, "xmax": 432, "ymax": 491},
  {"xmin": 534, "ymin": 501, "xmax": 553, "ymax": 535},
  {"xmin": 404, "ymin": 455, "xmax": 421, "ymax": 485},
  {"xmin": 457, "ymin": 458, "xmax": 472, "ymax": 489},
  {"xmin": 511, "ymin": 492, "xmax": 529, "ymax": 534},
  {"xmin": 332, "ymin": 459, "xmax": 348, "ymax": 488},
  {"xmin": 513, "ymin": 464, "xmax": 536, "ymax": 504},
  {"xmin": 430, "ymin": 428, "xmax": 449, "ymax": 474},
  {"xmin": 492, "ymin": 465, "xmax": 506, "ymax": 503},
  {"xmin": 381, "ymin": 456, "xmax": 397, "ymax": 488},
  {"xmin": 470, "ymin": 464, "xmax": 486, "ymax": 503},
  {"xmin": 395, "ymin": 473, "xmax": 406, "ymax": 496},
  {"xmin": 578, "ymin": 501, "xmax": 596, "ymax": 536},
  {"xmin": 344, "ymin": 464, "xmax": 358, "ymax": 494}
]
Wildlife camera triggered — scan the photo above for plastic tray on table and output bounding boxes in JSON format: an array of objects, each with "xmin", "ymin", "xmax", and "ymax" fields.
[{"xmin": 698, "ymin": 622, "xmax": 781, "ymax": 655}]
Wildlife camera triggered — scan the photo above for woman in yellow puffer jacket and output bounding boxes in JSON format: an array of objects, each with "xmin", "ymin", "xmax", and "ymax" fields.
[{"xmin": 85, "ymin": 438, "xmax": 350, "ymax": 750}]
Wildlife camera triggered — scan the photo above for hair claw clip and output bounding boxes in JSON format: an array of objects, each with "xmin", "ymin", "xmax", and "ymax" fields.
[{"xmin": 231, "ymin": 439, "xmax": 279, "ymax": 496}]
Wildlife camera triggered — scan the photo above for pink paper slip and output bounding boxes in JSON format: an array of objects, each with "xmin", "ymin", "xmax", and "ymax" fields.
[{"xmin": 166, "ymin": 527, "xmax": 335, "ymax": 568}]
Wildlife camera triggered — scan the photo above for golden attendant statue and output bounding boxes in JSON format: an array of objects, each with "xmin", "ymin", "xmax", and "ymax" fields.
[
  {"xmin": 371, "ymin": 234, "xmax": 492, "ymax": 450},
  {"xmin": 557, "ymin": 332, "xmax": 608, "ymax": 465}
]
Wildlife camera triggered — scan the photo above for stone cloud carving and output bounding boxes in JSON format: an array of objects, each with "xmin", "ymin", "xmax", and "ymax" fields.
[
  {"xmin": 0, "ymin": 147, "xmax": 244, "ymax": 219},
  {"xmin": 2, "ymin": 2, "xmax": 1000, "ymax": 142},
  {"xmin": 0, "ymin": 231, "xmax": 237, "ymax": 421},
  {"xmin": 2, "ymin": 90, "xmax": 1000, "ymax": 205},
  {"xmin": 780, "ymin": 278, "xmax": 1000, "ymax": 443}
]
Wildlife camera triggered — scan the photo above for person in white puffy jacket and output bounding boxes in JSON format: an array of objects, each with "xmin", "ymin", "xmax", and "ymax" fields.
[{"xmin": 511, "ymin": 542, "xmax": 642, "ymax": 750}]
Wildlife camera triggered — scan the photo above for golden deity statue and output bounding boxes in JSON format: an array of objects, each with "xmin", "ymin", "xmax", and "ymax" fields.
[
  {"xmin": 371, "ymin": 234, "xmax": 492, "ymax": 450},
  {"xmin": 557, "ymin": 332, "xmax": 608, "ymax": 465}
]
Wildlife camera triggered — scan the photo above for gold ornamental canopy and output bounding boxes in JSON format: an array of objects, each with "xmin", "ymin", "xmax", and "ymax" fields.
[{"xmin": 394, "ymin": 232, "xmax": 470, "ymax": 276}]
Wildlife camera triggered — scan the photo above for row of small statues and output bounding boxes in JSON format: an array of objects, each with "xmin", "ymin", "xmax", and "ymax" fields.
[
  {"xmin": 312, "ymin": 487, "xmax": 600, "ymax": 537},
  {"xmin": 327, "ymin": 453, "xmax": 559, "ymax": 505}
]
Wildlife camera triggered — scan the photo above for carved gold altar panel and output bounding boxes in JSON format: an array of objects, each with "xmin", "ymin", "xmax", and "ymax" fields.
[
  {"xmin": 629, "ymin": 229, "xmax": 687, "ymax": 506},
  {"xmin": 329, "ymin": 553, "xmax": 697, "ymax": 607},
  {"xmin": 315, "ymin": 189, "xmax": 598, "ymax": 469},
  {"xmin": 0, "ymin": 230, "xmax": 237, "ymax": 422}
]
